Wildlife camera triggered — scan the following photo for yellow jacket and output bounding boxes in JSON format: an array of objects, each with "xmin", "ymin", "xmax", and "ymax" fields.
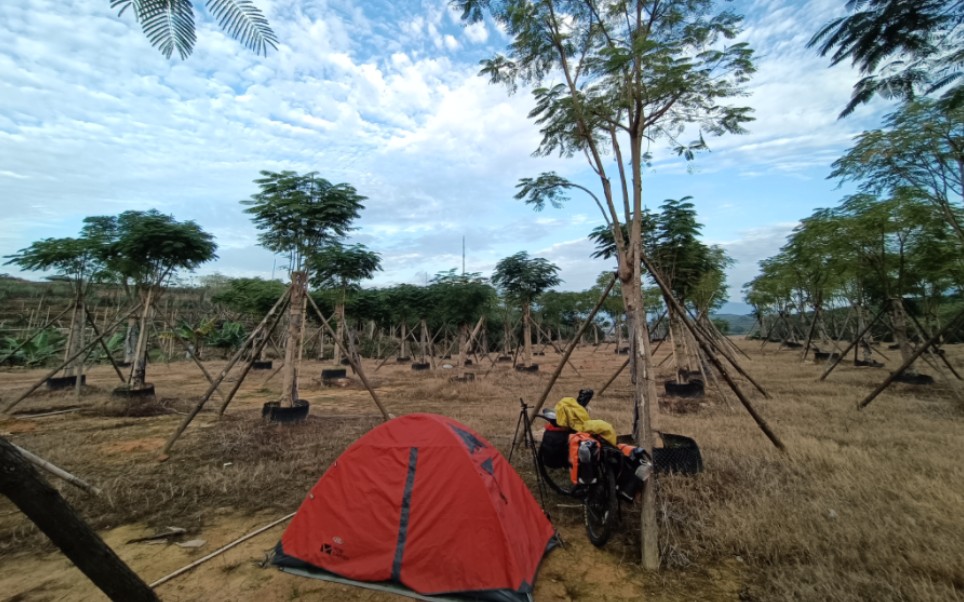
[{"xmin": 553, "ymin": 397, "xmax": 617, "ymax": 446}]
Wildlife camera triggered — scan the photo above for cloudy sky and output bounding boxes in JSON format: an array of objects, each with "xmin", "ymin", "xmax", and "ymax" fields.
[{"xmin": 0, "ymin": 0, "xmax": 894, "ymax": 313}]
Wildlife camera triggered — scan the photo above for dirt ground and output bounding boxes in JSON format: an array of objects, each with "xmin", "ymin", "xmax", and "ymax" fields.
[{"xmin": 1, "ymin": 340, "xmax": 961, "ymax": 601}]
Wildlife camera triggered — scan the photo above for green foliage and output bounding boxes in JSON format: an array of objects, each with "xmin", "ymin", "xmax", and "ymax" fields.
[
  {"xmin": 309, "ymin": 243, "xmax": 382, "ymax": 293},
  {"xmin": 91, "ymin": 210, "xmax": 218, "ymax": 290},
  {"xmin": 86, "ymin": 331, "xmax": 127, "ymax": 364},
  {"xmin": 711, "ymin": 317, "xmax": 730, "ymax": 335},
  {"xmin": 427, "ymin": 270, "xmax": 496, "ymax": 328},
  {"xmin": 211, "ymin": 277, "xmax": 287, "ymax": 316},
  {"xmin": 745, "ymin": 190, "xmax": 961, "ymax": 318},
  {"xmin": 206, "ymin": 321, "xmax": 247, "ymax": 356},
  {"xmin": 538, "ymin": 290, "xmax": 595, "ymax": 335},
  {"xmin": 242, "ymin": 171, "xmax": 366, "ymax": 275},
  {"xmin": 1, "ymin": 328, "xmax": 65, "ymax": 367},
  {"xmin": 808, "ymin": 0, "xmax": 963, "ymax": 116},
  {"xmin": 110, "ymin": 0, "xmax": 278, "ymax": 59},
  {"xmin": 491, "ymin": 251, "xmax": 562, "ymax": 305},
  {"xmin": 829, "ymin": 99, "xmax": 964, "ymax": 241},
  {"xmin": 456, "ymin": 0, "xmax": 756, "ymax": 285},
  {"xmin": 382, "ymin": 284, "xmax": 431, "ymax": 326}
]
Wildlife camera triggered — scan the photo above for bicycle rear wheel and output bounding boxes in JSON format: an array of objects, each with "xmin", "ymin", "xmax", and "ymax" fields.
[
  {"xmin": 584, "ymin": 461, "xmax": 618, "ymax": 547},
  {"xmin": 534, "ymin": 418, "xmax": 576, "ymax": 496}
]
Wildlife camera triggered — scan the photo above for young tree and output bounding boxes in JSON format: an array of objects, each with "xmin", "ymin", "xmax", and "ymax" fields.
[
  {"xmin": 310, "ymin": 243, "xmax": 382, "ymax": 365},
  {"xmin": 242, "ymin": 171, "xmax": 365, "ymax": 406},
  {"xmin": 4, "ymin": 226, "xmax": 110, "ymax": 381},
  {"xmin": 110, "ymin": 0, "xmax": 277, "ymax": 59},
  {"xmin": 99, "ymin": 210, "xmax": 217, "ymax": 391},
  {"xmin": 492, "ymin": 252, "xmax": 562, "ymax": 368},
  {"xmin": 428, "ymin": 270, "xmax": 495, "ymax": 377},
  {"xmin": 456, "ymin": 0, "xmax": 756, "ymax": 565}
]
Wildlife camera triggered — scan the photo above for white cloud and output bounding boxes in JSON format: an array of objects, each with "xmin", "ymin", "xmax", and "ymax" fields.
[
  {"xmin": 0, "ymin": 0, "xmax": 897, "ymax": 305},
  {"xmin": 463, "ymin": 21, "xmax": 489, "ymax": 44}
]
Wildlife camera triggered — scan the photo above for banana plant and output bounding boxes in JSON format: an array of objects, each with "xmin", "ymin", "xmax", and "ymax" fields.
[{"xmin": 1, "ymin": 329, "xmax": 65, "ymax": 367}]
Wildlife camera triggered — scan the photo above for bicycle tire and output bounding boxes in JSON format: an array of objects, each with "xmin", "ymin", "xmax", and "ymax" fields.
[
  {"xmin": 533, "ymin": 416, "xmax": 576, "ymax": 496},
  {"xmin": 537, "ymin": 448, "xmax": 576, "ymax": 496},
  {"xmin": 584, "ymin": 459, "xmax": 618, "ymax": 547}
]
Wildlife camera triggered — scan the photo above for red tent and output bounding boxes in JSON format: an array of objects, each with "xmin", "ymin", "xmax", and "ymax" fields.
[{"xmin": 273, "ymin": 413, "xmax": 556, "ymax": 601}]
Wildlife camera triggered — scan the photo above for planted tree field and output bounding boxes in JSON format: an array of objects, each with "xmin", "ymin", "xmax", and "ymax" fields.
[{"xmin": 1, "ymin": 339, "xmax": 961, "ymax": 601}]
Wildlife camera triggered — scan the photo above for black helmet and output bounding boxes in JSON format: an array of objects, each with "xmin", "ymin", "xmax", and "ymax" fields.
[{"xmin": 576, "ymin": 388, "xmax": 594, "ymax": 407}]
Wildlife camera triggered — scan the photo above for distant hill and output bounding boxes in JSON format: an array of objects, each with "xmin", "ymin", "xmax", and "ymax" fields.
[{"xmin": 711, "ymin": 313, "xmax": 756, "ymax": 335}]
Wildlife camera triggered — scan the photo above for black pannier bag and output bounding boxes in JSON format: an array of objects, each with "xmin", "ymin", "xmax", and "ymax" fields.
[{"xmin": 539, "ymin": 428, "xmax": 571, "ymax": 469}]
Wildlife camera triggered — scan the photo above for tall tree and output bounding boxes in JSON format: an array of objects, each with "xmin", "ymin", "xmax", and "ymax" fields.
[
  {"xmin": 808, "ymin": 0, "xmax": 963, "ymax": 116},
  {"xmin": 243, "ymin": 171, "xmax": 365, "ymax": 406},
  {"xmin": 110, "ymin": 0, "xmax": 278, "ymax": 59},
  {"xmin": 492, "ymin": 251, "xmax": 562, "ymax": 368},
  {"xmin": 459, "ymin": 0, "xmax": 756, "ymax": 566},
  {"xmin": 829, "ymin": 99, "xmax": 964, "ymax": 242}
]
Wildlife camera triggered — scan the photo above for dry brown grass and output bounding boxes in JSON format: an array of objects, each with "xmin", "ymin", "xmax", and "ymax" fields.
[{"xmin": 1, "ymin": 342, "xmax": 963, "ymax": 601}]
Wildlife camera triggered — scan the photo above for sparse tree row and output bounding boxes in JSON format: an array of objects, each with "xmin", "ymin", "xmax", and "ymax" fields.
[{"xmin": 744, "ymin": 98, "xmax": 963, "ymax": 380}]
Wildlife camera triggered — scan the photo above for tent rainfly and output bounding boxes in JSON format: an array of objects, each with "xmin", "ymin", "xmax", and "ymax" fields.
[{"xmin": 273, "ymin": 413, "xmax": 556, "ymax": 601}]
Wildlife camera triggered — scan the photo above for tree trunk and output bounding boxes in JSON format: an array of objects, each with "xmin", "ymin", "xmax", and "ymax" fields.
[
  {"xmin": 123, "ymin": 317, "xmax": 137, "ymax": 364},
  {"xmin": 0, "ymin": 436, "xmax": 159, "ymax": 601},
  {"xmin": 64, "ymin": 296, "xmax": 86, "ymax": 380},
  {"xmin": 522, "ymin": 302, "xmax": 533, "ymax": 366},
  {"xmin": 458, "ymin": 323, "xmax": 468, "ymax": 378},
  {"xmin": 420, "ymin": 319, "xmax": 429, "ymax": 361},
  {"xmin": 668, "ymin": 305, "xmax": 690, "ymax": 383},
  {"xmin": 621, "ymin": 266, "xmax": 659, "ymax": 570},
  {"xmin": 889, "ymin": 298, "xmax": 917, "ymax": 375},
  {"xmin": 400, "ymin": 322, "xmax": 410, "ymax": 359},
  {"xmin": 281, "ymin": 272, "xmax": 307, "ymax": 406},
  {"xmin": 130, "ymin": 287, "xmax": 155, "ymax": 389},
  {"xmin": 333, "ymin": 303, "xmax": 345, "ymax": 365}
]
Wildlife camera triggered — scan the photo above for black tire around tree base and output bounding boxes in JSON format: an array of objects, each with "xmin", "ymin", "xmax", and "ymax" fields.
[{"xmin": 584, "ymin": 462, "xmax": 618, "ymax": 547}]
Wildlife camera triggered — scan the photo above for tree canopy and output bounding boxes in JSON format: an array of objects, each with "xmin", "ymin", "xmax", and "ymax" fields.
[
  {"xmin": 808, "ymin": 0, "xmax": 963, "ymax": 116},
  {"xmin": 491, "ymin": 251, "xmax": 562, "ymax": 305},
  {"xmin": 242, "ymin": 171, "xmax": 366, "ymax": 275}
]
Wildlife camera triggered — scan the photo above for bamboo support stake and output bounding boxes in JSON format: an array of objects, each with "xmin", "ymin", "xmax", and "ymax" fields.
[
  {"xmin": 217, "ymin": 306, "xmax": 288, "ymax": 416},
  {"xmin": 597, "ymin": 356, "xmax": 630, "ymax": 397},
  {"xmin": 640, "ymin": 256, "xmax": 784, "ymax": 450},
  {"xmin": 858, "ymin": 309, "xmax": 964, "ymax": 410},
  {"xmin": 306, "ymin": 293, "xmax": 392, "ymax": 421},
  {"xmin": 84, "ymin": 307, "xmax": 127, "ymax": 383},
  {"xmin": 907, "ymin": 311, "xmax": 963, "ymax": 380},
  {"xmin": 515, "ymin": 275, "xmax": 616, "ymax": 445},
  {"xmin": 530, "ymin": 317, "xmax": 582, "ymax": 378},
  {"xmin": 162, "ymin": 290, "xmax": 290, "ymax": 456},
  {"xmin": 12, "ymin": 443, "xmax": 101, "ymax": 495},
  {"xmin": 819, "ymin": 307, "xmax": 887, "ymax": 381},
  {"xmin": 149, "ymin": 512, "xmax": 296, "ymax": 589},
  {"xmin": 155, "ymin": 310, "xmax": 227, "ymax": 402}
]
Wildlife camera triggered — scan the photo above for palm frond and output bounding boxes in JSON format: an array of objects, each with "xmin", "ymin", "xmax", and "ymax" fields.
[
  {"xmin": 110, "ymin": 0, "xmax": 277, "ymax": 59},
  {"xmin": 206, "ymin": 0, "xmax": 278, "ymax": 56},
  {"xmin": 111, "ymin": 0, "xmax": 197, "ymax": 59}
]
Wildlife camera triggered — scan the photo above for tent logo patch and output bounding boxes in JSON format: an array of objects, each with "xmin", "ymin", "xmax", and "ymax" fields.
[{"xmin": 321, "ymin": 541, "xmax": 346, "ymax": 559}]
